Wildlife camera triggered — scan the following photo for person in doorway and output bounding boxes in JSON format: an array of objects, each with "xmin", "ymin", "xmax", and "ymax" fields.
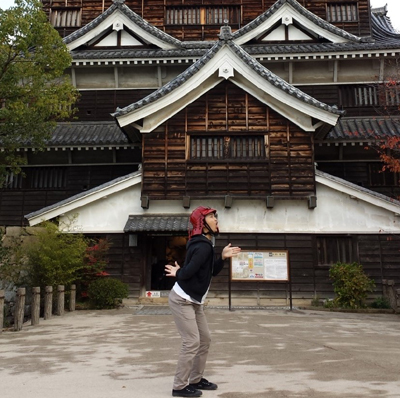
[{"xmin": 164, "ymin": 206, "xmax": 241, "ymax": 398}]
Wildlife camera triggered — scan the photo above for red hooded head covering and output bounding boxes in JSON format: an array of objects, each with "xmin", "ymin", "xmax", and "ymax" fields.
[{"xmin": 188, "ymin": 206, "xmax": 218, "ymax": 240}]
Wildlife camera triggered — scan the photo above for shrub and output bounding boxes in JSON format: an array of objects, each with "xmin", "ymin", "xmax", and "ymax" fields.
[
  {"xmin": 324, "ymin": 299, "xmax": 335, "ymax": 309},
  {"xmin": 23, "ymin": 221, "xmax": 88, "ymax": 289},
  {"xmin": 0, "ymin": 232, "xmax": 30, "ymax": 290},
  {"xmin": 76, "ymin": 238, "xmax": 111, "ymax": 299},
  {"xmin": 329, "ymin": 262, "xmax": 375, "ymax": 309},
  {"xmin": 370, "ymin": 296, "xmax": 391, "ymax": 309},
  {"xmin": 87, "ymin": 277, "xmax": 129, "ymax": 309}
]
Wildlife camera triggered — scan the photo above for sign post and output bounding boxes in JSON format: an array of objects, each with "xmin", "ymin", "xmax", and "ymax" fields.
[{"xmin": 229, "ymin": 250, "xmax": 291, "ymax": 311}]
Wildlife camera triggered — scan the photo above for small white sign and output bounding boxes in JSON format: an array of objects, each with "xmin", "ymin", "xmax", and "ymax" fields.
[{"xmin": 146, "ymin": 291, "xmax": 161, "ymax": 298}]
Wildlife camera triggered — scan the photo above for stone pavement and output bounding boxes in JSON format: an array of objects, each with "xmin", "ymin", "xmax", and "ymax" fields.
[{"xmin": 1, "ymin": 305, "xmax": 400, "ymax": 398}]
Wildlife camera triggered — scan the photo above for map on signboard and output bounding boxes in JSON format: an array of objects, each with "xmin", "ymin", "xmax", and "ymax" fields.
[{"xmin": 231, "ymin": 250, "xmax": 289, "ymax": 281}]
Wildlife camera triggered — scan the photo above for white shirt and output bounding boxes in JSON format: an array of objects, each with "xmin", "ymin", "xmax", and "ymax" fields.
[{"xmin": 172, "ymin": 282, "xmax": 209, "ymax": 305}]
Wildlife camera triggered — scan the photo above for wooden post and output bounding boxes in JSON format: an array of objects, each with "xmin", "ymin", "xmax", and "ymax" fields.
[
  {"xmin": 57, "ymin": 285, "xmax": 64, "ymax": 316},
  {"xmin": 31, "ymin": 287, "xmax": 41, "ymax": 326},
  {"xmin": 386, "ymin": 280, "xmax": 396, "ymax": 310},
  {"xmin": 14, "ymin": 287, "xmax": 26, "ymax": 331},
  {"xmin": 44, "ymin": 286, "xmax": 53, "ymax": 320},
  {"xmin": 69, "ymin": 284, "xmax": 76, "ymax": 312},
  {"xmin": 0, "ymin": 290, "xmax": 4, "ymax": 334},
  {"xmin": 396, "ymin": 289, "xmax": 400, "ymax": 312}
]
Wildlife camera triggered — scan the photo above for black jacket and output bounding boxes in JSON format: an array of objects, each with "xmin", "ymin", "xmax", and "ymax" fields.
[{"xmin": 175, "ymin": 234, "xmax": 224, "ymax": 303}]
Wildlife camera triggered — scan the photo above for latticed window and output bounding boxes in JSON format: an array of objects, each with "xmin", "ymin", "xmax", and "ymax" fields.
[
  {"xmin": 29, "ymin": 167, "xmax": 67, "ymax": 189},
  {"xmin": 2, "ymin": 171, "xmax": 23, "ymax": 189},
  {"xmin": 383, "ymin": 84, "xmax": 400, "ymax": 106},
  {"xmin": 166, "ymin": 7, "xmax": 200, "ymax": 25},
  {"xmin": 371, "ymin": 83, "xmax": 400, "ymax": 107},
  {"xmin": 354, "ymin": 86, "xmax": 378, "ymax": 106},
  {"xmin": 327, "ymin": 3, "xmax": 358, "ymax": 22},
  {"xmin": 2, "ymin": 167, "xmax": 67, "ymax": 189},
  {"xmin": 339, "ymin": 85, "xmax": 390, "ymax": 107},
  {"xmin": 317, "ymin": 236, "xmax": 354, "ymax": 266},
  {"xmin": 166, "ymin": 6, "xmax": 241, "ymax": 26},
  {"xmin": 190, "ymin": 135, "xmax": 266, "ymax": 160},
  {"xmin": 50, "ymin": 7, "xmax": 82, "ymax": 27}
]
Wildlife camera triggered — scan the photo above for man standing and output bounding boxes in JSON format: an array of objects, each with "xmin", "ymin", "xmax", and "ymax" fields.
[{"xmin": 165, "ymin": 206, "xmax": 241, "ymax": 397}]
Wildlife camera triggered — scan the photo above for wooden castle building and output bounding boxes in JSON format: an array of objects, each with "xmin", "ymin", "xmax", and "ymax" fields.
[{"xmin": 2, "ymin": 0, "xmax": 400, "ymax": 305}]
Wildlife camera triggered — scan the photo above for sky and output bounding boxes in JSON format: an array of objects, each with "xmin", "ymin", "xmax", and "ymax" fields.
[{"xmin": 0, "ymin": 0, "xmax": 400, "ymax": 30}]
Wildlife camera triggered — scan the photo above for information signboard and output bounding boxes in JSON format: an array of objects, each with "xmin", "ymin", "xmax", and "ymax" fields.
[{"xmin": 231, "ymin": 250, "xmax": 289, "ymax": 281}]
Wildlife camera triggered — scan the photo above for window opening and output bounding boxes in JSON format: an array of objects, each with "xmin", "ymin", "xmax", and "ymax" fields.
[
  {"xmin": 317, "ymin": 236, "xmax": 354, "ymax": 266},
  {"xmin": 166, "ymin": 6, "xmax": 241, "ymax": 26},
  {"xmin": 50, "ymin": 7, "xmax": 82, "ymax": 27},
  {"xmin": 190, "ymin": 135, "xmax": 266, "ymax": 160},
  {"xmin": 327, "ymin": 3, "xmax": 358, "ymax": 22}
]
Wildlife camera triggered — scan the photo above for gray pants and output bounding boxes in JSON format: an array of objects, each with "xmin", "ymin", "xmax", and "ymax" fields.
[{"xmin": 168, "ymin": 289, "xmax": 211, "ymax": 390}]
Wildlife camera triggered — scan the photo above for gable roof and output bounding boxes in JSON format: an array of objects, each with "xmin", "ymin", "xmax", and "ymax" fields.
[
  {"xmin": 232, "ymin": 0, "xmax": 363, "ymax": 45},
  {"xmin": 25, "ymin": 170, "xmax": 142, "ymax": 226},
  {"xmin": 25, "ymin": 169, "xmax": 400, "ymax": 232},
  {"xmin": 315, "ymin": 169, "xmax": 400, "ymax": 215},
  {"xmin": 63, "ymin": 0, "xmax": 181, "ymax": 51},
  {"xmin": 112, "ymin": 25, "xmax": 344, "ymax": 136},
  {"xmin": 67, "ymin": 2, "xmax": 400, "ymax": 66}
]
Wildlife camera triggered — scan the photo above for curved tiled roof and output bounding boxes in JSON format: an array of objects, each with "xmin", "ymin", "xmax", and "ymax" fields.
[
  {"xmin": 232, "ymin": 0, "xmax": 363, "ymax": 43},
  {"xmin": 47, "ymin": 122, "xmax": 130, "ymax": 147},
  {"xmin": 71, "ymin": 47, "xmax": 208, "ymax": 60},
  {"xmin": 124, "ymin": 215, "xmax": 189, "ymax": 232},
  {"xmin": 3, "ymin": 122, "xmax": 131, "ymax": 148},
  {"xmin": 63, "ymin": 0, "xmax": 181, "ymax": 48},
  {"xmin": 112, "ymin": 26, "xmax": 344, "ymax": 119},
  {"xmin": 371, "ymin": 6, "xmax": 400, "ymax": 42},
  {"xmin": 111, "ymin": 40, "xmax": 224, "ymax": 117},
  {"xmin": 325, "ymin": 117, "xmax": 400, "ymax": 141},
  {"xmin": 242, "ymin": 40, "xmax": 400, "ymax": 55},
  {"xmin": 25, "ymin": 170, "xmax": 141, "ymax": 220},
  {"xmin": 225, "ymin": 39, "xmax": 343, "ymax": 115},
  {"xmin": 71, "ymin": 38, "xmax": 400, "ymax": 61},
  {"xmin": 68, "ymin": 3, "xmax": 400, "ymax": 62},
  {"xmin": 70, "ymin": 14, "xmax": 400, "ymax": 62}
]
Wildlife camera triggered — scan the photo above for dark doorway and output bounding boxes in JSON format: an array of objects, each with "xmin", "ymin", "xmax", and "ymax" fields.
[{"xmin": 147, "ymin": 235, "xmax": 187, "ymax": 291}]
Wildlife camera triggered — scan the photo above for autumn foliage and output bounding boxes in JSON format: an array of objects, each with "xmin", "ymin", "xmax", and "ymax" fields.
[
  {"xmin": 78, "ymin": 238, "xmax": 111, "ymax": 298},
  {"xmin": 376, "ymin": 136, "xmax": 400, "ymax": 173}
]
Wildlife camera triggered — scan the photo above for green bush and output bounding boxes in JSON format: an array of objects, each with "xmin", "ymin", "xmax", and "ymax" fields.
[
  {"xmin": 23, "ymin": 221, "xmax": 88, "ymax": 289},
  {"xmin": 370, "ymin": 296, "xmax": 391, "ymax": 309},
  {"xmin": 329, "ymin": 262, "xmax": 375, "ymax": 309},
  {"xmin": 0, "ymin": 232, "xmax": 31, "ymax": 289},
  {"xmin": 88, "ymin": 277, "xmax": 129, "ymax": 309}
]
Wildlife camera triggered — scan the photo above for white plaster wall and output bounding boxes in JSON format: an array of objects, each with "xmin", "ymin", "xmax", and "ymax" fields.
[
  {"xmin": 61, "ymin": 184, "xmax": 142, "ymax": 233},
  {"xmin": 219, "ymin": 184, "xmax": 400, "ymax": 234},
  {"xmin": 60, "ymin": 182, "xmax": 400, "ymax": 234}
]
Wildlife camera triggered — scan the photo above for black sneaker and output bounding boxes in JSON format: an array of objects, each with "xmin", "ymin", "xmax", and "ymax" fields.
[
  {"xmin": 189, "ymin": 378, "xmax": 218, "ymax": 390},
  {"xmin": 172, "ymin": 385, "xmax": 202, "ymax": 397}
]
